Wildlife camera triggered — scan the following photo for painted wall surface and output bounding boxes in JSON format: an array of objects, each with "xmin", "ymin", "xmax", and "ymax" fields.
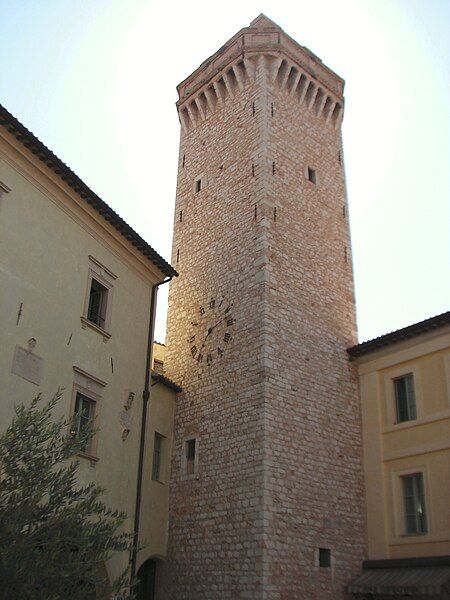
[
  {"xmin": 138, "ymin": 365, "xmax": 175, "ymax": 572},
  {"xmin": 356, "ymin": 327, "xmax": 450, "ymax": 559},
  {"xmin": 0, "ymin": 129, "xmax": 173, "ymax": 584}
]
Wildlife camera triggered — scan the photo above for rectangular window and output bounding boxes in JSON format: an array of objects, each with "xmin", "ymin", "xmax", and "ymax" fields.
[
  {"xmin": 402, "ymin": 473, "xmax": 427, "ymax": 534},
  {"xmin": 195, "ymin": 178, "xmax": 202, "ymax": 193},
  {"xmin": 307, "ymin": 167, "xmax": 316, "ymax": 184},
  {"xmin": 152, "ymin": 433, "xmax": 163, "ymax": 481},
  {"xmin": 185, "ymin": 438, "xmax": 196, "ymax": 475},
  {"xmin": 87, "ymin": 278, "xmax": 108, "ymax": 328},
  {"xmin": 319, "ymin": 548, "xmax": 331, "ymax": 568},
  {"xmin": 72, "ymin": 392, "xmax": 96, "ymax": 454},
  {"xmin": 394, "ymin": 373, "xmax": 416, "ymax": 422},
  {"xmin": 82, "ymin": 256, "xmax": 116, "ymax": 337}
]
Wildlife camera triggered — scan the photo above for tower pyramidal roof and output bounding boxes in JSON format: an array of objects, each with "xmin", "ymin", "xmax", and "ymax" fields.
[{"xmin": 249, "ymin": 13, "xmax": 281, "ymax": 28}]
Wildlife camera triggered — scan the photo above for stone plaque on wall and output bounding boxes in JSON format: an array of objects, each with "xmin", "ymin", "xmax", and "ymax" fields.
[{"xmin": 11, "ymin": 346, "xmax": 43, "ymax": 385}]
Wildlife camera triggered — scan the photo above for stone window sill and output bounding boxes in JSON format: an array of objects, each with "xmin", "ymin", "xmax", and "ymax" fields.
[
  {"xmin": 382, "ymin": 409, "xmax": 450, "ymax": 433},
  {"xmin": 80, "ymin": 316, "xmax": 111, "ymax": 342},
  {"xmin": 77, "ymin": 451, "xmax": 99, "ymax": 467}
]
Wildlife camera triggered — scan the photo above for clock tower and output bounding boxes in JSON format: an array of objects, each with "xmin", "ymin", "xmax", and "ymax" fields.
[{"xmin": 163, "ymin": 15, "xmax": 365, "ymax": 599}]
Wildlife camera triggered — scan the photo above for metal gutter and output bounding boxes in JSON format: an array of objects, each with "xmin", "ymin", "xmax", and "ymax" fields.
[{"xmin": 130, "ymin": 276, "xmax": 173, "ymax": 580}]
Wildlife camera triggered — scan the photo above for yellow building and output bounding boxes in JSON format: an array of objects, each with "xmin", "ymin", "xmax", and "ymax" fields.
[
  {"xmin": 348, "ymin": 312, "xmax": 450, "ymax": 597},
  {"xmin": 138, "ymin": 343, "xmax": 180, "ymax": 596},
  {"xmin": 0, "ymin": 103, "xmax": 179, "ymax": 593}
]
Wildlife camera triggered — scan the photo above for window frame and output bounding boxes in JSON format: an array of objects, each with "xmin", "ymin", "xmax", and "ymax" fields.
[
  {"xmin": 394, "ymin": 373, "xmax": 417, "ymax": 423},
  {"xmin": 314, "ymin": 546, "xmax": 333, "ymax": 571},
  {"xmin": 151, "ymin": 432, "xmax": 164, "ymax": 482},
  {"xmin": 307, "ymin": 166, "xmax": 317, "ymax": 184},
  {"xmin": 382, "ymin": 364, "xmax": 422, "ymax": 430},
  {"xmin": 391, "ymin": 466, "xmax": 431, "ymax": 539},
  {"xmin": 193, "ymin": 174, "xmax": 206, "ymax": 194},
  {"xmin": 70, "ymin": 366, "xmax": 107, "ymax": 462},
  {"xmin": 87, "ymin": 278, "xmax": 109, "ymax": 329},
  {"xmin": 401, "ymin": 472, "xmax": 427, "ymax": 535},
  {"xmin": 72, "ymin": 391, "xmax": 96, "ymax": 455},
  {"xmin": 81, "ymin": 256, "xmax": 117, "ymax": 339},
  {"xmin": 181, "ymin": 435, "xmax": 200, "ymax": 479},
  {"xmin": 318, "ymin": 548, "xmax": 331, "ymax": 568}
]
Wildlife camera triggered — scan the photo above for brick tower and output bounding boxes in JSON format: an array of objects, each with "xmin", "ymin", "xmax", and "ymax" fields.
[{"xmin": 163, "ymin": 15, "xmax": 365, "ymax": 599}]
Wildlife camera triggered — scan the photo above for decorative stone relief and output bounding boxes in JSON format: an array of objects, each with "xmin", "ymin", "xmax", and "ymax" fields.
[{"xmin": 120, "ymin": 391, "xmax": 135, "ymax": 441}]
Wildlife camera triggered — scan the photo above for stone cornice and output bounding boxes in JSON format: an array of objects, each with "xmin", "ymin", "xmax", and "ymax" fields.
[
  {"xmin": 176, "ymin": 15, "xmax": 345, "ymax": 132},
  {"xmin": 177, "ymin": 15, "xmax": 344, "ymax": 105}
]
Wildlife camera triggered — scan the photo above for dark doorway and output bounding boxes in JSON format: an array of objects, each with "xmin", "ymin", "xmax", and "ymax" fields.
[{"xmin": 136, "ymin": 558, "xmax": 157, "ymax": 600}]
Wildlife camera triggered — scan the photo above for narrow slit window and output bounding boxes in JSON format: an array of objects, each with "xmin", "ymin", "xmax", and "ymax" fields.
[
  {"xmin": 307, "ymin": 167, "xmax": 316, "ymax": 184},
  {"xmin": 195, "ymin": 178, "xmax": 202, "ymax": 193},
  {"xmin": 185, "ymin": 438, "xmax": 196, "ymax": 475},
  {"xmin": 319, "ymin": 548, "xmax": 331, "ymax": 568}
]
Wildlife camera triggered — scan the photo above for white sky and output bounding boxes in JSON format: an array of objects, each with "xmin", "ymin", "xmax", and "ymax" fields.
[{"xmin": 1, "ymin": 0, "xmax": 448, "ymax": 342}]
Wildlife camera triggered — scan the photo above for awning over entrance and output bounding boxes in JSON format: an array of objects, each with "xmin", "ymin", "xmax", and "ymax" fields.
[
  {"xmin": 348, "ymin": 556, "xmax": 450, "ymax": 597},
  {"xmin": 348, "ymin": 566, "xmax": 450, "ymax": 595}
]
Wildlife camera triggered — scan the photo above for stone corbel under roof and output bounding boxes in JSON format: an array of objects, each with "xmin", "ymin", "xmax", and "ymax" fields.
[{"xmin": 176, "ymin": 14, "xmax": 345, "ymax": 132}]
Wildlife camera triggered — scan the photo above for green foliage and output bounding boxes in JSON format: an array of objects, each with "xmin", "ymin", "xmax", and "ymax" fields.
[{"xmin": 0, "ymin": 390, "xmax": 133, "ymax": 599}]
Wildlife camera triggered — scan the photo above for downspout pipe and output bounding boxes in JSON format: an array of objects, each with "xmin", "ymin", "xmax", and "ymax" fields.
[{"xmin": 131, "ymin": 275, "xmax": 173, "ymax": 580}]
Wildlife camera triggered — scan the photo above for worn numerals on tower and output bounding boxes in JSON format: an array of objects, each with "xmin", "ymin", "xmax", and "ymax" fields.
[{"xmin": 188, "ymin": 296, "xmax": 235, "ymax": 366}]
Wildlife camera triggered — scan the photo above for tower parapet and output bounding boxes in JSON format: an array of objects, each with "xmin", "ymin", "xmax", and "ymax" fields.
[{"xmin": 177, "ymin": 14, "xmax": 344, "ymax": 131}]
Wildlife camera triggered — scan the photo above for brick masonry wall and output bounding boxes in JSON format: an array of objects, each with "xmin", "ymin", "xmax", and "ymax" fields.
[
  {"xmin": 163, "ymin": 68, "xmax": 269, "ymax": 599},
  {"xmin": 162, "ymin": 34, "xmax": 365, "ymax": 599},
  {"xmin": 260, "ymin": 59, "xmax": 366, "ymax": 598}
]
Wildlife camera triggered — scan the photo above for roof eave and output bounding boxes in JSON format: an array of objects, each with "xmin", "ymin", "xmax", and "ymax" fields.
[
  {"xmin": 0, "ymin": 104, "xmax": 178, "ymax": 279},
  {"xmin": 347, "ymin": 311, "xmax": 450, "ymax": 360}
]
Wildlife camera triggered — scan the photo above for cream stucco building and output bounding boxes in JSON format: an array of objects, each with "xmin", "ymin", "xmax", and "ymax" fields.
[
  {"xmin": 348, "ymin": 312, "xmax": 450, "ymax": 597},
  {"xmin": 0, "ymin": 103, "xmax": 179, "ymax": 594}
]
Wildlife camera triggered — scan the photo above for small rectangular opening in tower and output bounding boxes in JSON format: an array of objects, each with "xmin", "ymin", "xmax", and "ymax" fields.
[
  {"xmin": 185, "ymin": 438, "xmax": 196, "ymax": 475},
  {"xmin": 319, "ymin": 548, "xmax": 331, "ymax": 568},
  {"xmin": 307, "ymin": 167, "xmax": 316, "ymax": 184},
  {"xmin": 195, "ymin": 178, "xmax": 202, "ymax": 193}
]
